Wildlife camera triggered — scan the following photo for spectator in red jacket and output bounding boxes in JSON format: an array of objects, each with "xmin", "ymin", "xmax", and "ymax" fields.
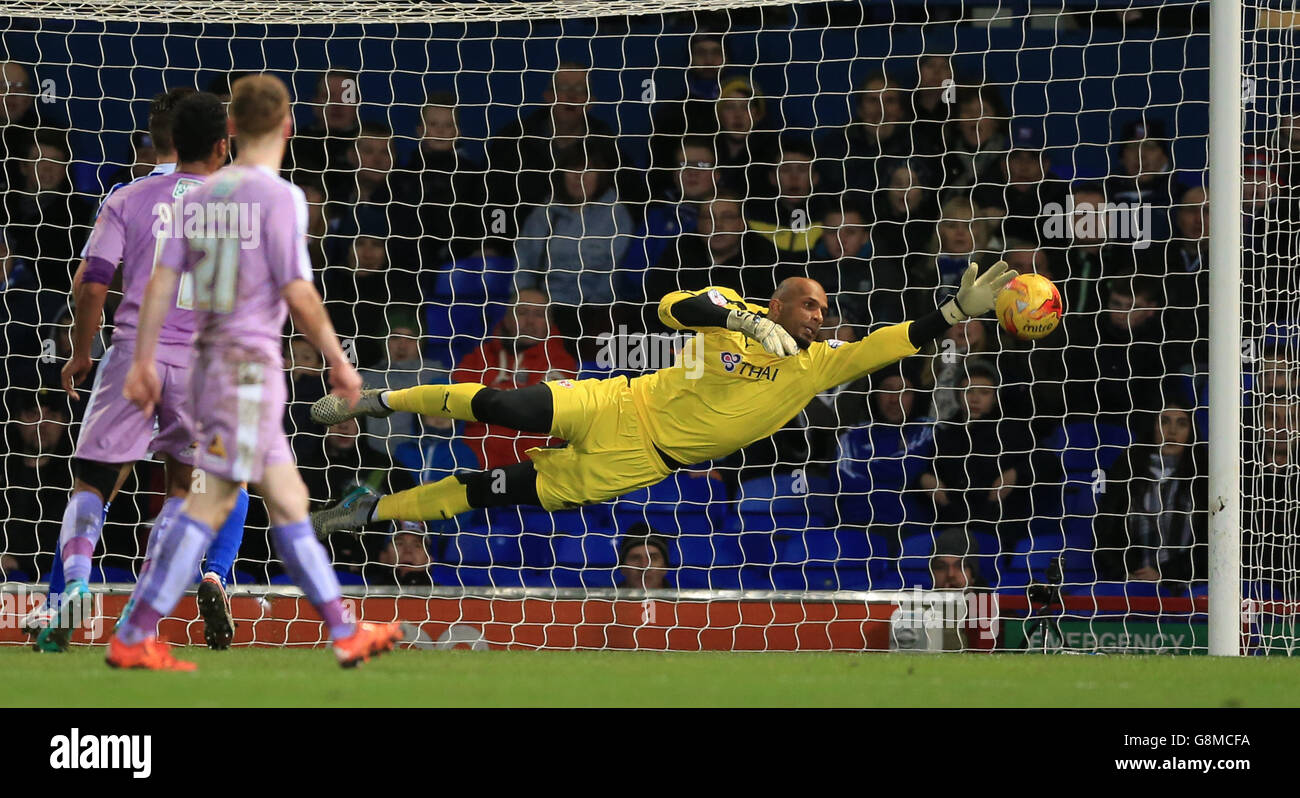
[{"xmin": 452, "ymin": 287, "xmax": 578, "ymax": 468}]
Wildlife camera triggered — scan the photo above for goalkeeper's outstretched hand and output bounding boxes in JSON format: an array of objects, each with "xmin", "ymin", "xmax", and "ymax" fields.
[
  {"xmin": 726, "ymin": 309, "xmax": 800, "ymax": 357},
  {"xmin": 941, "ymin": 261, "xmax": 1019, "ymax": 324}
]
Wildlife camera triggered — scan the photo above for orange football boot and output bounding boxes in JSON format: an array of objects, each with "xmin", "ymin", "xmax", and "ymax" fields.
[
  {"xmin": 334, "ymin": 622, "xmax": 404, "ymax": 668},
  {"xmin": 105, "ymin": 635, "xmax": 198, "ymax": 672}
]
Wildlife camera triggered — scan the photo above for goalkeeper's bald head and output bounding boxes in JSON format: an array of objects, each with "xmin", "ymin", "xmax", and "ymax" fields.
[{"xmin": 769, "ymin": 277, "xmax": 828, "ymax": 350}]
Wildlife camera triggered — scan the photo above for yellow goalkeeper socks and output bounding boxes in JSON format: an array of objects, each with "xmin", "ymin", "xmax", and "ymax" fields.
[
  {"xmin": 374, "ymin": 476, "xmax": 472, "ymax": 522},
  {"xmin": 384, "ymin": 383, "xmax": 484, "ymax": 421}
]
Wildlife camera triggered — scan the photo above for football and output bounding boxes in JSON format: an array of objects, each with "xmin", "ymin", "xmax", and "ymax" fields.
[{"xmin": 996, "ymin": 273, "xmax": 1063, "ymax": 340}]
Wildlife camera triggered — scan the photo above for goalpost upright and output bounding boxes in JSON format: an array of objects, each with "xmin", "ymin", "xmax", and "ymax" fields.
[{"xmin": 1207, "ymin": 0, "xmax": 1242, "ymax": 657}]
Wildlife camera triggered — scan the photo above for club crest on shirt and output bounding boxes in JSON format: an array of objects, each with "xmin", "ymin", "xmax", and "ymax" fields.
[
  {"xmin": 556, "ymin": 379, "xmax": 575, "ymax": 388},
  {"xmin": 707, "ymin": 289, "xmax": 728, "ymax": 307},
  {"xmin": 207, "ymin": 434, "xmax": 227, "ymax": 458},
  {"xmin": 826, "ymin": 338, "xmax": 845, "ymax": 349},
  {"xmin": 719, "ymin": 352, "xmax": 742, "ymax": 372}
]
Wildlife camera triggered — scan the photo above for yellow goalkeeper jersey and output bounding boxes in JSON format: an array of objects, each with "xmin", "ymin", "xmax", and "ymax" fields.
[{"xmin": 628, "ymin": 285, "xmax": 919, "ymax": 465}]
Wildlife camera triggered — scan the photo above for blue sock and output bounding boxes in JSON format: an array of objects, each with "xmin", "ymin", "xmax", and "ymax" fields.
[
  {"xmin": 46, "ymin": 503, "xmax": 109, "ymax": 611},
  {"xmin": 202, "ymin": 488, "xmax": 248, "ymax": 589}
]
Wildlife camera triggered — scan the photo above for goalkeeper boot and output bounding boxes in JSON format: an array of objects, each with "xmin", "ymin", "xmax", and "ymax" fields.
[
  {"xmin": 311, "ymin": 485, "xmax": 379, "ymax": 541},
  {"xmin": 34, "ymin": 578, "xmax": 90, "ymax": 653},
  {"xmin": 22, "ymin": 606, "xmax": 57, "ymax": 652},
  {"xmin": 334, "ymin": 621, "xmax": 404, "ymax": 668},
  {"xmin": 310, "ymin": 388, "xmax": 392, "ymax": 426},
  {"xmin": 197, "ymin": 572, "xmax": 235, "ymax": 651},
  {"xmin": 105, "ymin": 635, "xmax": 197, "ymax": 672}
]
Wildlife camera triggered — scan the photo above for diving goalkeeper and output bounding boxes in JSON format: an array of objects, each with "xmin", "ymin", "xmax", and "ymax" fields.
[{"xmin": 309, "ymin": 263, "xmax": 1017, "ymax": 534}]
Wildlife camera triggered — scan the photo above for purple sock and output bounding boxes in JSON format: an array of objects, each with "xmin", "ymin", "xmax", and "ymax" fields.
[
  {"xmin": 272, "ymin": 519, "xmax": 354, "ymax": 640},
  {"xmin": 58, "ymin": 491, "xmax": 106, "ymax": 583},
  {"xmin": 117, "ymin": 512, "xmax": 214, "ymax": 646},
  {"xmin": 140, "ymin": 496, "xmax": 185, "ymax": 578}
]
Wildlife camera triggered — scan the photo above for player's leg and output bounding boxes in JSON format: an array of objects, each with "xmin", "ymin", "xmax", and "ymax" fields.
[
  {"xmin": 28, "ymin": 461, "xmax": 131, "ymax": 652},
  {"xmin": 312, "ymin": 382, "xmax": 559, "ymax": 435},
  {"xmin": 258, "ymin": 463, "xmax": 402, "ymax": 667},
  {"xmin": 57, "ymin": 462, "xmax": 131, "ymax": 586},
  {"xmin": 311, "ymin": 460, "xmax": 540, "ymax": 535},
  {"xmin": 193, "ymin": 483, "xmax": 247, "ymax": 650},
  {"xmin": 37, "ymin": 342, "xmax": 158, "ymax": 651},
  {"xmin": 201, "ymin": 485, "xmax": 247, "ymax": 589},
  {"xmin": 107, "ymin": 476, "xmax": 240, "ymax": 671}
]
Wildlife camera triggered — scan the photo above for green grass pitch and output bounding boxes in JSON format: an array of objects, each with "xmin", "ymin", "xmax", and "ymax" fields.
[{"xmin": 4, "ymin": 647, "xmax": 1298, "ymax": 707}]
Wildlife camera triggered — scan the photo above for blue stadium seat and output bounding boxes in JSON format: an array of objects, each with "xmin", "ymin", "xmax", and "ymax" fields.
[
  {"xmin": 897, "ymin": 532, "xmax": 934, "ymax": 582},
  {"xmin": 772, "ymin": 566, "xmax": 843, "ymax": 591},
  {"xmin": 998, "ymin": 531, "xmax": 1096, "ymax": 593},
  {"xmin": 518, "ymin": 504, "xmax": 614, "ymax": 536},
  {"xmin": 613, "ymin": 471, "xmax": 729, "ymax": 536},
  {"xmin": 96, "ymin": 565, "xmax": 137, "ymax": 584},
  {"xmin": 2, "ymin": 568, "xmax": 31, "ymax": 583},
  {"xmin": 334, "ymin": 569, "xmax": 367, "ymax": 586},
  {"xmin": 1042, "ymin": 422, "xmax": 1133, "ymax": 488},
  {"xmin": 422, "ymin": 254, "xmax": 514, "ymax": 367},
  {"xmin": 546, "ymin": 566, "xmax": 587, "ymax": 589},
  {"xmin": 441, "ymin": 532, "xmax": 552, "ymax": 568},
  {"xmin": 738, "ymin": 567, "xmax": 774, "ymax": 591},
  {"xmin": 677, "ymin": 565, "xmax": 743, "ymax": 591},
  {"xmin": 676, "ymin": 533, "xmax": 742, "ymax": 568},
  {"xmin": 552, "ymin": 533, "xmax": 620, "ymax": 568},
  {"xmin": 431, "ymin": 564, "xmax": 494, "ymax": 588}
]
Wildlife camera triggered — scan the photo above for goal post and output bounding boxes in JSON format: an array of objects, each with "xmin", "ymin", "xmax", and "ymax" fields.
[{"xmin": 1206, "ymin": 0, "xmax": 1241, "ymax": 657}]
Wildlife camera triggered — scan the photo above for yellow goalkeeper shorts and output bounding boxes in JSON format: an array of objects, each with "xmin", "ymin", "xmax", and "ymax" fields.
[{"xmin": 528, "ymin": 376, "xmax": 674, "ymax": 511}]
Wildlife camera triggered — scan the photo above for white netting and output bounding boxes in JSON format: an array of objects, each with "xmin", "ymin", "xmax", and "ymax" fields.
[
  {"xmin": 1243, "ymin": 0, "xmax": 1300, "ymax": 654},
  {"xmin": 0, "ymin": 0, "xmax": 1283, "ymax": 653}
]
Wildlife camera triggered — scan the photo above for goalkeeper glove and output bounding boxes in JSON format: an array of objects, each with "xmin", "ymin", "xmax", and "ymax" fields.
[
  {"xmin": 940, "ymin": 261, "xmax": 1019, "ymax": 325},
  {"xmin": 726, "ymin": 309, "xmax": 801, "ymax": 357}
]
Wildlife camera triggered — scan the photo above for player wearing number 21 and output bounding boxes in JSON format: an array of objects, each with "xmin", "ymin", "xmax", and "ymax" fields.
[{"xmin": 118, "ymin": 75, "xmax": 402, "ymax": 671}]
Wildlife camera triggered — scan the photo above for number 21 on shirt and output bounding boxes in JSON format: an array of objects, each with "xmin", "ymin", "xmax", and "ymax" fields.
[{"xmin": 189, "ymin": 236, "xmax": 240, "ymax": 313}]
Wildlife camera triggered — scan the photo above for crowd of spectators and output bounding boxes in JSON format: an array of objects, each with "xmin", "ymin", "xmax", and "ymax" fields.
[{"xmin": 2, "ymin": 29, "xmax": 1299, "ymax": 600}]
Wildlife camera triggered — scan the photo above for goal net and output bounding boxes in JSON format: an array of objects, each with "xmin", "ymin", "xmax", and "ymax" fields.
[{"xmin": 0, "ymin": 0, "xmax": 1287, "ymax": 653}]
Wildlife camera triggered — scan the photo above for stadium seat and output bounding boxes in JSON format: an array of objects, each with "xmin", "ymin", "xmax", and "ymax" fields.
[
  {"xmin": 613, "ymin": 471, "xmax": 729, "ymax": 535},
  {"xmin": 546, "ymin": 566, "xmax": 586, "ymax": 589},
  {"xmin": 518, "ymin": 504, "xmax": 614, "ymax": 537},
  {"xmin": 334, "ymin": 569, "xmax": 367, "ymax": 586},
  {"xmin": 1042, "ymin": 422, "xmax": 1133, "ymax": 488},
  {"xmin": 676, "ymin": 533, "xmax": 741, "ymax": 568},
  {"xmin": 552, "ymin": 533, "xmax": 621, "ymax": 568},
  {"xmin": 897, "ymin": 532, "xmax": 934, "ymax": 582},
  {"xmin": 769, "ymin": 529, "xmax": 889, "ymax": 592},
  {"xmin": 431, "ymin": 564, "xmax": 495, "ymax": 588},
  {"xmin": 421, "ymin": 254, "xmax": 514, "ymax": 367},
  {"xmin": 998, "ymin": 531, "xmax": 1096, "ymax": 594},
  {"xmin": 772, "ymin": 566, "xmax": 843, "ymax": 591},
  {"xmin": 96, "ymin": 565, "xmax": 137, "ymax": 584}
]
